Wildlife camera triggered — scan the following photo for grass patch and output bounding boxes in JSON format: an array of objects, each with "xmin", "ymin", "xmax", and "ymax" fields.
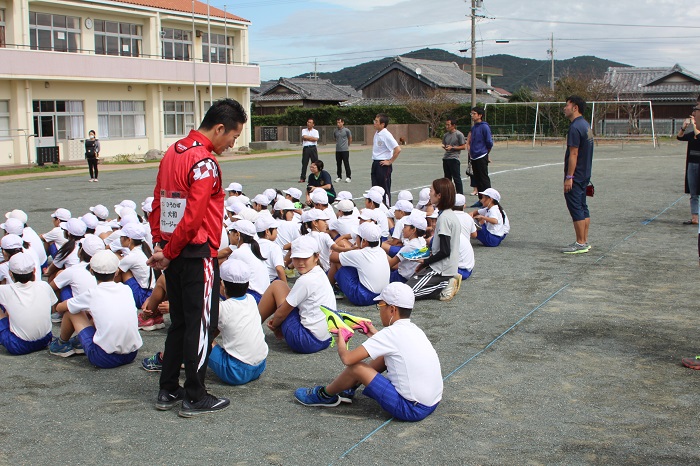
[{"xmin": 0, "ymin": 164, "xmax": 82, "ymax": 176}]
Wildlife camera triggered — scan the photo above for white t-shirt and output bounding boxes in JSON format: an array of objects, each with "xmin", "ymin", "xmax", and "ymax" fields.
[
  {"xmin": 308, "ymin": 231, "xmax": 335, "ymax": 272},
  {"xmin": 302, "ymin": 128, "xmax": 319, "ymax": 147},
  {"xmin": 329, "ymin": 216, "xmax": 359, "ymax": 245},
  {"xmin": 275, "ymin": 219, "xmax": 301, "ymax": 250},
  {"xmin": 362, "ymin": 319, "xmax": 443, "ymax": 406},
  {"xmin": 2, "ymin": 248, "xmax": 43, "ymax": 283},
  {"xmin": 370, "ymin": 208, "xmax": 390, "ymax": 238},
  {"xmin": 397, "ymin": 237, "xmax": 426, "ymax": 279},
  {"xmin": 372, "ymin": 128, "xmax": 399, "ymax": 161},
  {"xmin": 53, "ymin": 243, "xmax": 80, "ymax": 269},
  {"xmin": 53, "ymin": 261, "xmax": 97, "ymax": 296},
  {"xmin": 0, "ymin": 262, "xmax": 11, "ymax": 284},
  {"xmin": 119, "ymin": 248, "xmax": 154, "ymax": 290},
  {"xmin": 458, "ymin": 234, "xmax": 475, "ymax": 272},
  {"xmin": 339, "ymin": 247, "xmax": 390, "ymax": 293},
  {"xmin": 43, "ymin": 226, "xmax": 68, "ymax": 248},
  {"xmin": 67, "ymin": 282, "xmax": 142, "ymax": 354},
  {"xmin": 217, "ymin": 294, "xmax": 268, "ymax": 366},
  {"xmin": 454, "ymin": 211, "xmax": 477, "ymax": 238},
  {"xmin": 219, "ymin": 224, "xmax": 230, "ymax": 252},
  {"xmin": 94, "ymin": 223, "xmax": 113, "ymax": 237},
  {"xmin": 391, "ymin": 216, "xmax": 407, "ymax": 241},
  {"xmin": 23, "ymin": 226, "xmax": 47, "ymax": 265},
  {"xmin": 322, "ymin": 206, "xmax": 337, "ymax": 222},
  {"xmin": 0, "ymin": 281, "xmax": 56, "ymax": 341},
  {"xmin": 257, "ymin": 238, "xmax": 284, "ymax": 282},
  {"xmin": 285, "ymin": 265, "xmax": 335, "ymax": 341},
  {"xmin": 478, "ymin": 206, "xmax": 510, "ymax": 236},
  {"xmin": 228, "ymin": 244, "xmax": 270, "ymax": 295}
]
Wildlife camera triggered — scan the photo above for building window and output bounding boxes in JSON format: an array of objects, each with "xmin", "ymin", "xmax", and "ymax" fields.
[
  {"xmin": 0, "ymin": 10, "xmax": 6, "ymax": 48},
  {"xmin": 161, "ymin": 28, "xmax": 191, "ymax": 61},
  {"xmin": 94, "ymin": 20, "xmax": 142, "ymax": 57},
  {"xmin": 32, "ymin": 100, "xmax": 84, "ymax": 140},
  {"xmin": 0, "ymin": 101, "xmax": 9, "ymax": 139},
  {"xmin": 29, "ymin": 12, "xmax": 80, "ymax": 52},
  {"xmin": 98, "ymin": 101, "xmax": 146, "ymax": 138},
  {"xmin": 163, "ymin": 101, "xmax": 194, "ymax": 136},
  {"xmin": 202, "ymin": 33, "xmax": 232, "ymax": 64}
]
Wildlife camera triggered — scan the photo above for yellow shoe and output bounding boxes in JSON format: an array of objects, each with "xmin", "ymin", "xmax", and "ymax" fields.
[
  {"xmin": 338, "ymin": 311, "xmax": 373, "ymax": 334},
  {"xmin": 320, "ymin": 305, "xmax": 354, "ymax": 348}
]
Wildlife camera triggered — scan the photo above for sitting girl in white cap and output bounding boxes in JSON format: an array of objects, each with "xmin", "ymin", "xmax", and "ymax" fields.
[
  {"xmin": 299, "ymin": 209, "xmax": 352, "ymax": 273},
  {"xmin": 50, "ymin": 234, "xmax": 103, "ymax": 304},
  {"xmin": 0, "ymin": 224, "xmax": 42, "ymax": 283},
  {"xmin": 114, "ymin": 224, "xmax": 155, "ymax": 308},
  {"xmin": 41, "ymin": 208, "xmax": 71, "ymax": 259},
  {"xmin": 258, "ymin": 236, "xmax": 335, "ymax": 354},
  {"xmin": 471, "ymin": 188, "xmax": 510, "ymax": 247},
  {"xmin": 47, "ymin": 218, "xmax": 87, "ymax": 283},
  {"xmin": 225, "ymin": 220, "xmax": 270, "ymax": 303},
  {"xmin": 384, "ymin": 214, "xmax": 427, "ymax": 283}
]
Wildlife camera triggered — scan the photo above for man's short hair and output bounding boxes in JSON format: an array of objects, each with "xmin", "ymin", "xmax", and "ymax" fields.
[
  {"xmin": 397, "ymin": 306, "xmax": 412, "ymax": 318},
  {"xmin": 336, "ymin": 117, "xmax": 344, "ymax": 123},
  {"xmin": 200, "ymin": 99, "xmax": 248, "ymax": 133},
  {"xmin": 376, "ymin": 113, "xmax": 389, "ymax": 128},
  {"xmin": 11, "ymin": 272, "xmax": 34, "ymax": 284},
  {"xmin": 223, "ymin": 280, "xmax": 248, "ymax": 299},
  {"xmin": 566, "ymin": 95, "xmax": 587, "ymax": 115},
  {"xmin": 307, "ymin": 118, "xmax": 314, "ymax": 124},
  {"xmin": 471, "ymin": 107, "xmax": 485, "ymax": 117},
  {"xmin": 445, "ymin": 117, "xmax": 456, "ymax": 126}
]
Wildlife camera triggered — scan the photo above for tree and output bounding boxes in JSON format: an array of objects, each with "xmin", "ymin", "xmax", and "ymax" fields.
[
  {"xmin": 508, "ymin": 86, "xmax": 534, "ymax": 103},
  {"xmin": 389, "ymin": 73, "xmax": 458, "ymax": 138}
]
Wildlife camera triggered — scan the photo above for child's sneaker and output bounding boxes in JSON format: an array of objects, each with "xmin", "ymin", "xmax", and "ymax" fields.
[
  {"xmin": 338, "ymin": 311, "xmax": 372, "ymax": 334},
  {"xmin": 333, "ymin": 285, "xmax": 345, "ymax": 300},
  {"xmin": 142, "ymin": 352, "xmax": 163, "ymax": 372},
  {"xmin": 294, "ymin": 386, "xmax": 341, "ymax": 407},
  {"xmin": 69, "ymin": 335, "xmax": 84, "ymax": 354},
  {"xmin": 51, "ymin": 312, "xmax": 62, "ymax": 323},
  {"xmin": 439, "ymin": 275, "xmax": 462, "ymax": 302},
  {"xmin": 178, "ymin": 393, "xmax": 230, "ymax": 418},
  {"xmin": 320, "ymin": 305, "xmax": 354, "ymax": 347},
  {"xmin": 155, "ymin": 387, "xmax": 185, "ymax": 411},
  {"xmin": 49, "ymin": 337, "xmax": 75, "ymax": 357},
  {"xmin": 138, "ymin": 313, "xmax": 166, "ymax": 331},
  {"xmin": 337, "ymin": 387, "xmax": 357, "ymax": 404}
]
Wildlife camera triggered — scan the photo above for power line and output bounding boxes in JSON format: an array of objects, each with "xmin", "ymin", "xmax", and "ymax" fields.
[
  {"xmin": 492, "ymin": 16, "xmax": 700, "ymax": 29},
  {"xmin": 256, "ymin": 41, "xmax": 461, "ymax": 63}
]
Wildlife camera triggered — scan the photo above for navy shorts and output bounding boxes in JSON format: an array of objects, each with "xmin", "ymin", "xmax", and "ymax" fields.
[
  {"xmin": 59, "ymin": 287, "xmax": 73, "ymax": 302},
  {"xmin": 564, "ymin": 178, "xmax": 590, "ymax": 222},
  {"xmin": 363, "ymin": 373, "xmax": 439, "ymax": 422},
  {"xmin": 457, "ymin": 268, "xmax": 472, "ymax": 280},
  {"xmin": 387, "ymin": 245, "xmax": 402, "ymax": 258},
  {"xmin": 48, "ymin": 243, "xmax": 58, "ymax": 258},
  {"xmin": 77, "ymin": 326, "xmax": 137, "ymax": 369},
  {"xmin": 248, "ymin": 289, "xmax": 262, "ymax": 305},
  {"xmin": 0, "ymin": 317, "xmax": 51, "ymax": 355},
  {"xmin": 476, "ymin": 228, "xmax": 506, "ymax": 247},
  {"xmin": 124, "ymin": 277, "xmax": 152, "ymax": 309},
  {"xmin": 280, "ymin": 308, "xmax": 330, "ymax": 354},
  {"xmin": 208, "ymin": 345, "xmax": 266, "ymax": 385},
  {"xmin": 335, "ymin": 266, "xmax": 379, "ymax": 306},
  {"xmin": 389, "ymin": 269, "xmax": 408, "ymax": 283}
]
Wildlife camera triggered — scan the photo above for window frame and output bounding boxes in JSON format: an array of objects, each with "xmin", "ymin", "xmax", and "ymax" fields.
[
  {"xmin": 29, "ymin": 12, "xmax": 81, "ymax": 53},
  {"xmin": 0, "ymin": 100, "xmax": 10, "ymax": 140},
  {"xmin": 202, "ymin": 33, "xmax": 233, "ymax": 64},
  {"xmin": 161, "ymin": 28, "xmax": 192, "ymax": 61},
  {"xmin": 163, "ymin": 101, "xmax": 195, "ymax": 136},
  {"xmin": 97, "ymin": 100, "xmax": 147, "ymax": 139},
  {"xmin": 94, "ymin": 20, "xmax": 142, "ymax": 57}
]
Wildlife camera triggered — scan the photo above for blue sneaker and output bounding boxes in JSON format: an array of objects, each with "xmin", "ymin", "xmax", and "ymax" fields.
[
  {"xmin": 338, "ymin": 387, "xmax": 356, "ymax": 404},
  {"xmin": 49, "ymin": 337, "xmax": 75, "ymax": 358},
  {"xmin": 69, "ymin": 335, "xmax": 84, "ymax": 354},
  {"xmin": 294, "ymin": 386, "xmax": 341, "ymax": 407},
  {"xmin": 51, "ymin": 312, "xmax": 62, "ymax": 323},
  {"xmin": 142, "ymin": 352, "xmax": 163, "ymax": 372}
]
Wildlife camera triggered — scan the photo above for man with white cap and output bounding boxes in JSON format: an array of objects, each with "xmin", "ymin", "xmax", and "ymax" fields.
[
  {"xmin": 0, "ymin": 252, "xmax": 56, "ymax": 355},
  {"xmin": 330, "ymin": 222, "xmax": 389, "ymax": 306},
  {"xmin": 148, "ymin": 99, "xmax": 247, "ymax": 416},
  {"xmin": 50, "ymin": 250, "xmax": 142, "ymax": 369},
  {"xmin": 294, "ymin": 281, "xmax": 443, "ymax": 422}
]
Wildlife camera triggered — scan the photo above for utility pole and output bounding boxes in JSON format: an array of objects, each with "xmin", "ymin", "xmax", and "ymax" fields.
[
  {"xmin": 470, "ymin": 0, "xmax": 477, "ymax": 107},
  {"xmin": 547, "ymin": 33, "xmax": 555, "ymax": 91}
]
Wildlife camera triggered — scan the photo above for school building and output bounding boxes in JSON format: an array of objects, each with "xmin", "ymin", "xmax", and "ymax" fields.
[{"xmin": 0, "ymin": 0, "xmax": 259, "ymax": 167}]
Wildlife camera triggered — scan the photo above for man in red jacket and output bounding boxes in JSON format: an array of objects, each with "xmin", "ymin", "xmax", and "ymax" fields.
[{"xmin": 148, "ymin": 99, "xmax": 247, "ymax": 417}]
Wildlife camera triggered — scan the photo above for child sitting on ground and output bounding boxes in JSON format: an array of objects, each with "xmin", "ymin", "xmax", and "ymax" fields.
[
  {"xmin": 0, "ymin": 253, "xmax": 56, "ymax": 355},
  {"xmin": 209, "ymin": 259, "xmax": 268, "ymax": 385},
  {"xmin": 471, "ymin": 188, "xmax": 510, "ymax": 247},
  {"xmin": 50, "ymin": 234, "xmax": 103, "ymax": 303},
  {"xmin": 384, "ymin": 214, "xmax": 427, "ymax": 283},
  {"xmin": 49, "ymin": 250, "xmax": 142, "ymax": 368},
  {"xmin": 294, "ymin": 282, "xmax": 443, "ymax": 422},
  {"xmin": 114, "ymin": 223, "xmax": 155, "ymax": 308}
]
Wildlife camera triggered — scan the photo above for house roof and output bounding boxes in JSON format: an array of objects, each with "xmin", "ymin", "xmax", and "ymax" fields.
[
  {"xmin": 340, "ymin": 93, "xmax": 505, "ymax": 107},
  {"xmin": 110, "ymin": 0, "xmax": 249, "ymax": 23},
  {"xmin": 605, "ymin": 64, "xmax": 700, "ymax": 96},
  {"xmin": 358, "ymin": 56, "xmax": 492, "ymax": 92},
  {"xmin": 251, "ymin": 78, "xmax": 360, "ymax": 103}
]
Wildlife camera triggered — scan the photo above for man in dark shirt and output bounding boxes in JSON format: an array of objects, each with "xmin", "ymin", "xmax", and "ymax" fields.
[{"xmin": 677, "ymin": 103, "xmax": 700, "ymax": 225}]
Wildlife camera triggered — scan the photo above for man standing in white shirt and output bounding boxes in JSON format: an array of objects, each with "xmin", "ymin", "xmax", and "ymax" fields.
[
  {"xmin": 299, "ymin": 118, "xmax": 319, "ymax": 183},
  {"xmin": 371, "ymin": 114, "xmax": 401, "ymax": 206}
]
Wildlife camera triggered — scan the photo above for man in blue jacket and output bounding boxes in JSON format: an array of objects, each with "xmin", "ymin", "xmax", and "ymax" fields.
[{"xmin": 467, "ymin": 107, "xmax": 493, "ymax": 208}]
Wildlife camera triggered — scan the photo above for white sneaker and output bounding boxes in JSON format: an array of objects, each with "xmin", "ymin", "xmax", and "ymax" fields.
[
  {"xmin": 345, "ymin": 178, "xmax": 351, "ymax": 183},
  {"xmin": 439, "ymin": 275, "xmax": 461, "ymax": 301},
  {"xmin": 89, "ymin": 179, "xmax": 94, "ymax": 182},
  {"xmin": 335, "ymin": 177, "xmax": 342, "ymax": 183}
]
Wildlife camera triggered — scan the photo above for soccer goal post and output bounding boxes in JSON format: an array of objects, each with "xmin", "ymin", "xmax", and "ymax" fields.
[{"xmin": 484, "ymin": 101, "xmax": 657, "ymax": 148}]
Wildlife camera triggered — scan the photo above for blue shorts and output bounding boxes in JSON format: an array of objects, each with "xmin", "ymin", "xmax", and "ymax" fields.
[
  {"xmin": 124, "ymin": 277, "xmax": 152, "ymax": 309},
  {"xmin": 335, "ymin": 266, "xmax": 379, "ymax": 306},
  {"xmin": 457, "ymin": 268, "xmax": 472, "ymax": 280},
  {"xmin": 208, "ymin": 345, "xmax": 266, "ymax": 385},
  {"xmin": 248, "ymin": 289, "xmax": 262, "ymax": 304},
  {"xmin": 77, "ymin": 326, "xmax": 138, "ymax": 369},
  {"xmin": 476, "ymin": 228, "xmax": 506, "ymax": 247},
  {"xmin": 0, "ymin": 317, "xmax": 51, "ymax": 355},
  {"xmin": 363, "ymin": 373, "xmax": 439, "ymax": 422},
  {"xmin": 389, "ymin": 269, "xmax": 408, "ymax": 283},
  {"xmin": 59, "ymin": 287, "xmax": 74, "ymax": 302},
  {"xmin": 387, "ymin": 245, "xmax": 401, "ymax": 258},
  {"xmin": 280, "ymin": 308, "xmax": 330, "ymax": 354},
  {"xmin": 564, "ymin": 178, "xmax": 590, "ymax": 222},
  {"xmin": 48, "ymin": 243, "xmax": 58, "ymax": 258}
]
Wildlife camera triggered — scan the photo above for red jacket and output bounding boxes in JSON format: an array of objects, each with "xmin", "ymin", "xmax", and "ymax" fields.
[{"xmin": 150, "ymin": 130, "xmax": 224, "ymax": 260}]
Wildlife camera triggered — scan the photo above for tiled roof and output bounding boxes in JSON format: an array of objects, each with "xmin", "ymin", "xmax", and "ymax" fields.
[
  {"xmin": 340, "ymin": 93, "xmax": 505, "ymax": 107},
  {"xmin": 359, "ymin": 56, "xmax": 492, "ymax": 92},
  {"xmin": 110, "ymin": 0, "xmax": 249, "ymax": 23},
  {"xmin": 605, "ymin": 64, "xmax": 700, "ymax": 95},
  {"xmin": 251, "ymin": 78, "xmax": 359, "ymax": 103}
]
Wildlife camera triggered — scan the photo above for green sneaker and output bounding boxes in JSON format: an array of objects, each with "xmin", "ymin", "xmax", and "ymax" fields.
[
  {"xmin": 320, "ymin": 306, "xmax": 354, "ymax": 348},
  {"xmin": 561, "ymin": 242, "xmax": 591, "ymax": 254},
  {"xmin": 338, "ymin": 311, "xmax": 373, "ymax": 334}
]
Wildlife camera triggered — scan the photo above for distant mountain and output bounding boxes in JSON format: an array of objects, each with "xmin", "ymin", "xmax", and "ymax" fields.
[{"xmin": 296, "ymin": 49, "xmax": 630, "ymax": 93}]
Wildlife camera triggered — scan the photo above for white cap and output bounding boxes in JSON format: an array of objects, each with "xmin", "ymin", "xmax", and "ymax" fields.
[
  {"xmin": 230, "ymin": 219, "xmax": 256, "ymax": 237},
  {"xmin": 264, "ymin": 188, "xmax": 278, "ymax": 203},
  {"xmin": 90, "ymin": 250, "xmax": 120, "ymax": 274},
  {"xmin": 283, "ymin": 187, "xmax": 302, "ymax": 200},
  {"xmin": 115, "ymin": 206, "xmax": 137, "ymax": 219},
  {"xmin": 306, "ymin": 208, "xmax": 330, "ymax": 221},
  {"xmin": 115, "ymin": 200, "xmax": 137, "ymax": 212},
  {"xmin": 1, "ymin": 218, "xmax": 24, "ymax": 236},
  {"xmin": 310, "ymin": 189, "xmax": 329, "ymax": 205},
  {"xmin": 253, "ymin": 194, "xmax": 270, "ymax": 207},
  {"xmin": 335, "ymin": 200, "xmax": 355, "ymax": 212},
  {"xmin": 363, "ymin": 190, "xmax": 383, "ymax": 205},
  {"xmin": 370, "ymin": 186, "xmax": 385, "ymax": 196},
  {"xmin": 417, "ymin": 188, "xmax": 431, "ymax": 206},
  {"xmin": 9, "ymin": 252, "xmax": 35, "ymax": 275},
  {"xmin": 274, "ymin": 199, "xmax": 296, "ymax": 211},
  {"xmin": 141, "ymin": 197, "xmax": 154, "ymax": 213},
  {"xmin": 80, "ymin": 213, "xmax": 99, "ymax": 230},
  {"xmin": 394, "ymin": 200, "xmax": 413, "ymax": 213},
  {"xmin": 220, "ymin": 259, "xmax": 251, "ymax": 283},
  {"xmin": 479, "ymin": 188, "xmax": 501, "ymax": 202},
  {"xmin": 61, "ymin": 218, "xmax": 87, "ymax": 237},
  {"xmin": 90, "ymin": 204, "xmax": 109, "ymax": 220},
  {"xmin": 290, "ymin": 236, "xmax": 319, "ymax": 258},
  {"xmin": 52, "ymin": 208, "xmax": 72, "ymax": 221},
  {"xmin": 427, "ymin": 209, "xmax": 439, "ymax": 219},
  {"xmin": 397, "ymin": 190, "xmax": 413, "ymax": 202},
  {"xmin": 335, "ymin": 191, "xmax": 353, "ymax": 202},
  {"xmin": 404, "ymin": 214, "xmax": 427, "ymax": 231},
  {"xmin": 358, "ymin": 222, "xmax": 381, "ymax": 242},
  {"xmin": 119, "ymin": 214, "xmax": 139, "ymax": 227},
  {"xmin": 255, "ymin": 216, "xmax": 280, "ymax": 232},
  {"xmin": 1, "ymin": 234, "xmax": 23, "ymax": 250},
  {"xmin": 225, "ymin": 182, "xmax": 243, "ymax": 192},
  {"xmin": 81, "ymin": 234, "xmax": 106, "ymax": 257},
  {"xmin": 454, "ymin": 194, "xmax": 466, "ymax": 207},
  {"xmin": 119, "ymin": 223, "xmax": 147, "ymax": 241},
  {"xmin": 225, "ymin": 199, "xmax": 246, "ymax": 214},
  {"xmin": 359, "ymin": 208, "xmax": 378, "ymax": 222},
  {"xmin": 5, "ymin": 209, "xmax": 28, "ymax": 225},
  {"xmin": 236, "ymin": 208, "xmax": 260, "ymax": 223},
  {"xmin": 386, "ymin": 207, "xmax": 396, "ymax": 219},
  {"xmin": 237, "ymin": 195, "xmax": 251, "ymax": 206},
  {"xmin": 373, "ymin": 282, "xmax": 415, "ymax": 309}
]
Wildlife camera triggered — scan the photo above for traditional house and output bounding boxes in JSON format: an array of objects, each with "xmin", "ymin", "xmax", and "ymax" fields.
[{"xmin": 251, "ymin": 78, "xmax": 361, "ymax": 115}]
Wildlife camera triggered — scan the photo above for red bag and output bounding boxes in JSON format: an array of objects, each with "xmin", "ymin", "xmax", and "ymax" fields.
[{"xmin": 586, "ymin": 182, "xmax": 594, "ymax": 197}]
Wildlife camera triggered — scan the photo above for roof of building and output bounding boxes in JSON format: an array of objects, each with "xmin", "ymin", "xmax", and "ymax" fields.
[
  {"xmin": 340, "ymin": 92, "xmax": 505, "ymax": 107},
  {"xmin": 358, "ymin": 56, "xmax": 492, "ymax": 92},
  {"xmin": 605, "ymin": 64, "xmax": 700, "ymax": 95},
  {"xmin": 251, "ymin": 78, "xmax": 361, "ymax": 103},
  {"xmin": 492, "ymin": 87, "xmax": 512, "ymax": 97},
  {"xmin": 110, "ymin": 0, "xmax": 249, "ymax": 23}
]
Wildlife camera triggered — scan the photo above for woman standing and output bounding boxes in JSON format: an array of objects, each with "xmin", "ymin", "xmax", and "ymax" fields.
[{"xmin": 85, "ymin": 130, "xmax": 100, "ymax": 182}]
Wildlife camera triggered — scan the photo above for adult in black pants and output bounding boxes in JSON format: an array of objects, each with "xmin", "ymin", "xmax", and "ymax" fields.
[
  {"xmin": 371, "ymin": 113, "xmax": 401, "ymax": 206},
  {"xmin": 441, "ymin": 117, "xmax": 466, "ymax": 194},
  {"xmin": 299, "ymin": 118, "xmax": 319, "ymax": 182},
  {"xmin": 467, "ymin": 107, "xmax": 493, "ymax": 208},
  {"xmin": 85, "ymin": 130, "xmax": 100, "ymax": 182},
  {"xmin": 334, "ymin": 117, "xmax": 352, "ymax": 182}
]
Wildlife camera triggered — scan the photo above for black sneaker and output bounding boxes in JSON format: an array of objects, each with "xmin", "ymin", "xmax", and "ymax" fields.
[
  {"xmin": 155, "ymin": 388, "xmax": 185, "ymax": 411},
  {"xmin": 178, "ymin": 394, "xmax": 230, "ymax": 418}
]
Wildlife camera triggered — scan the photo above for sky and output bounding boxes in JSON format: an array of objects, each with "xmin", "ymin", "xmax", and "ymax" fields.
[{"xmin": 207, "ymin": 0, "xmax": 700, "ymax": 85}]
